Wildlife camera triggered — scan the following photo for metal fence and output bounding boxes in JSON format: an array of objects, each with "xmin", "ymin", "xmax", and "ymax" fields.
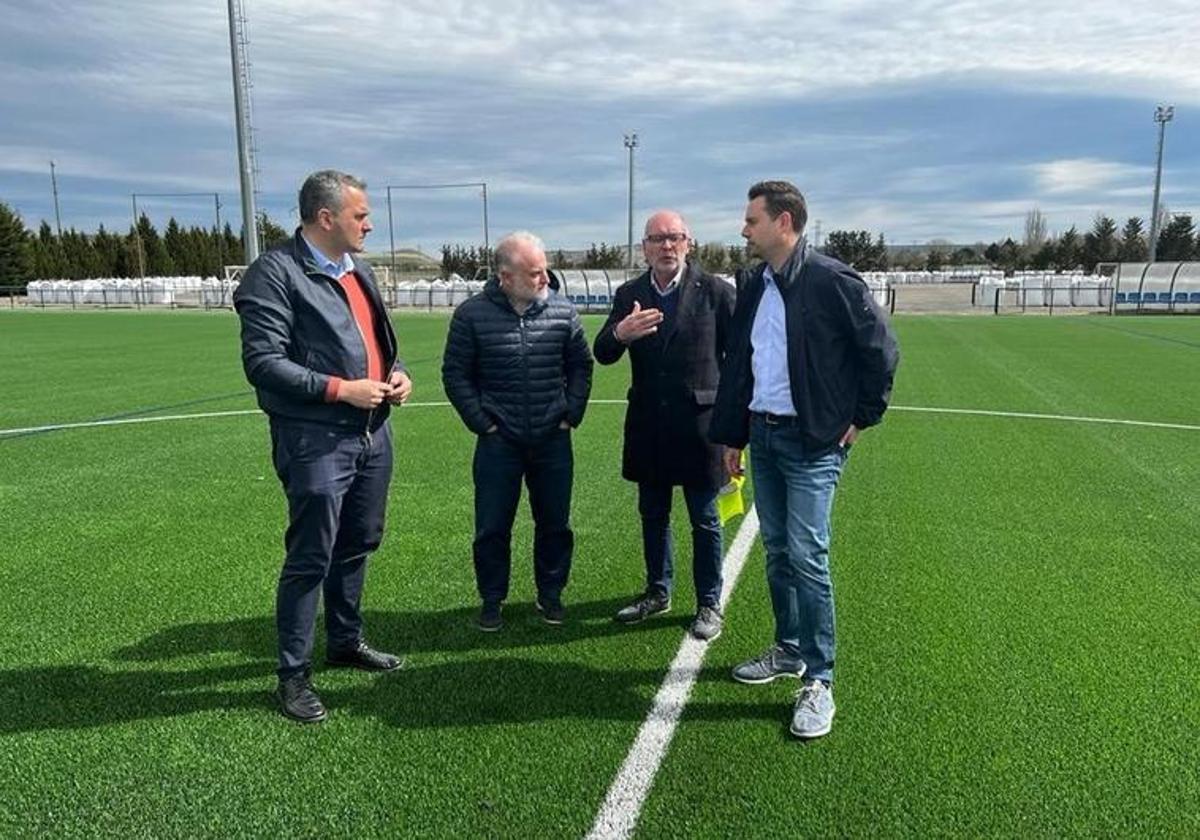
[{"xmin": 7, "ymin": 262, "xmax": 1197, "ymax": 316}]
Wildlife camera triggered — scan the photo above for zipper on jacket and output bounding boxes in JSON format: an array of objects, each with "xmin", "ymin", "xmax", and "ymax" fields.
[{"xmin": 519, "ymin": 314, "xmax": 531, "ymax": 439}]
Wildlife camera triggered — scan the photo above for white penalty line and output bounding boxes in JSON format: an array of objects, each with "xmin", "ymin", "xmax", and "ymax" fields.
[
  {"xmin": 3, "ymin": 400, "xmax": 1198, "ymax": 438},
  {"xmin": 586, "ymin": 507, "xmax": 760, "ymax": 840}
]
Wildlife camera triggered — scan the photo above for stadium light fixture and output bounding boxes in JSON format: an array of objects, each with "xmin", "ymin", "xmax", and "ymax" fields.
[{"xmin": 1148, "ymin": 104, "xmax": 1174, "ymax": 263}]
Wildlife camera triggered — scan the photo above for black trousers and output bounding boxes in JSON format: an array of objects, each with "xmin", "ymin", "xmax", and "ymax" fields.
[
  {"xmin": 471, "ymin": 429, "xmax": 574, "ymax": 604},
  {"xmin": 270, "ymin": 418, "xmax": 392, "ymax": 679}
]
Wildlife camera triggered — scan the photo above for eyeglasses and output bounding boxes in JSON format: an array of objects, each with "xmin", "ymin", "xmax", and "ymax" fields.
[{"xmin": 644, "ymin": 233, "xmax": 689, "ymax": 245}]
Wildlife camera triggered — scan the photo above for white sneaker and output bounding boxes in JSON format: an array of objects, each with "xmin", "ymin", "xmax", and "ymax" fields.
[{"xmin": 789, "ymin": 679, "xmax": 835, "ymax": 739}]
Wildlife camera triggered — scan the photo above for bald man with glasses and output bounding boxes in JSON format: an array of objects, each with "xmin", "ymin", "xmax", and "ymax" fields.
[{"xmin": 594, "ymin": 210, "xmax": 736, "ymax": 641}]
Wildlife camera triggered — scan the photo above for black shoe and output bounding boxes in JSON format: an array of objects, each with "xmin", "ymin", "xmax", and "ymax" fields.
[
  {"xmin": 478, "ymin": 602, "xmax": 503, "ymax": 632},
  {"xmin": 277, "ymin": 671, "xmax": 327, "ymax": 723},
  {"xmin": 536, "ymin": 595, "xmax": 565, "ymax": 626},
  {"xmin": 614, "ymin": 590, "xmax": 671, "ymax": 624},
  {"xmin": 326, "ymin": 640, "xmax": 405, "ymax": 672}
]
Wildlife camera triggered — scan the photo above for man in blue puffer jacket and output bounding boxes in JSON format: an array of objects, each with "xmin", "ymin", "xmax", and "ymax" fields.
[{"xmin": 442, "ymin": 232, "xmax": 593, "ymax": 632}]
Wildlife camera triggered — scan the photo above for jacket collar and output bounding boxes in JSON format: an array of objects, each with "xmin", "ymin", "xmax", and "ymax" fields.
[
  {"xmin": 764, "ymin": 236, "xmax": 809, "ymax": 291},
  {"xmin": 288, "ymin": 229, "xmax": 364, "ymax": 280}
]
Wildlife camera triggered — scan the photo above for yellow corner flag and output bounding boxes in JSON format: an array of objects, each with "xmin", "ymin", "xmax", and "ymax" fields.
[{"xmin": 717, "ymin": 469, "xmax": 746, "ymax": 526}]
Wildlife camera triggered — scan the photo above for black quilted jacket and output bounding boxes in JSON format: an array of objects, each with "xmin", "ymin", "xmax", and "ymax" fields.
[{"xmin": 442, "ymin": 281, "xmax": 593, "ymax": 444}]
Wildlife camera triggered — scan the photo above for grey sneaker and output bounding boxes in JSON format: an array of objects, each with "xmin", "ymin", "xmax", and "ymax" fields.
[
  {"xmin": 689, "ymin": 605, "xmax": 723, "ymax": 641},
  {"xmin": 790, "ymin": 679, "xmax": 835, "ymax": 739},
  {"xmin": 731, "ymin": 644, "xmax": 806, "ymax": 684},
  {"xmin": 614, "ymin": 590, "xmax": 671, "ymax": 624}
]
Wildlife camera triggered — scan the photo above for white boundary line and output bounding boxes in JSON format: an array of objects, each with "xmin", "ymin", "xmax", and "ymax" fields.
[
  {"xmin": 0, "ymin": 409, "xmax": 263, "ymax": 436},
  {"xmin": 3, "ymin": 400, "xmax": 1198, "ymax": 438},
  {"xmin": 890, "ymin": 404, "xmax": 1200, "ymax": 432},
  {"xmin": 0, "ymin": 400, "xmax": 621, "ymax": 437},
  {"xmin": 586, "ymin": 507, "xmax": 760, "ymax": 840}
]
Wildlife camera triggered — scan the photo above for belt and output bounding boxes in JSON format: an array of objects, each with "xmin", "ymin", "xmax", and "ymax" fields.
[{"xmin": 750, "ymin": 411, "xmax": 801, "ymax": 426}]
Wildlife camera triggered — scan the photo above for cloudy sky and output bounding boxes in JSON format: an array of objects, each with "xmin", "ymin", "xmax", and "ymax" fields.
[{"xmin": 2, "ymin": 0, "xmax": 1197, "ymax": 252}]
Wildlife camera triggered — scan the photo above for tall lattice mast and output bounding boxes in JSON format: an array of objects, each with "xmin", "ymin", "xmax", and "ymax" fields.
[{"xmin": 227, "ymin": 0, "xmax": 261, "ymax": 263}]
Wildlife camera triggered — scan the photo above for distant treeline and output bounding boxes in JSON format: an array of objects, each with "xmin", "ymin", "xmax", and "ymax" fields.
[
  {"xmin": 439, "ymin": 242, "xmax": 757, "ymax": 277},
  {"xmin": 2, "ymin": 201, "xmax": 1197, "ymax": 291},
  {"xmin": 0, "ymin": 202, "xmax": 292, "ymax": 288}
]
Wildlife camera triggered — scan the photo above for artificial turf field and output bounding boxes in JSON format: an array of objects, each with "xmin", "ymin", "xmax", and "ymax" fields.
[{"xmin": 0, "ymin": 309, "xmax": 1197, "ymax": 838}]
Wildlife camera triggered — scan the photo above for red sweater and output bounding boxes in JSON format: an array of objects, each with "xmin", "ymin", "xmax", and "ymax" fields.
[{"xmin": 324, "ymin": 271, "xmax": 385, "ymax": 402}]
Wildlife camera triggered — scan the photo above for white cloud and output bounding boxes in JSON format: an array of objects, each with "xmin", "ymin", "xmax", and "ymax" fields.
[
  {"xmin": 14, "ymin": 0, "xmax": 1197, "ymax": 117},
  {"xmin": 1031, "ymin": 158, "xmax": 1147, "ymax": 194},
  {"xmin": 3, "ymin": 0, "xmax": 1198, "ymax": 243}
]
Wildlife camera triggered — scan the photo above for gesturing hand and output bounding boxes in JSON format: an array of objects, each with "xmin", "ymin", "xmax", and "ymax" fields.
[{"xmin": 614, "ymin": 300, "xmax": 664, "ymax": 344}]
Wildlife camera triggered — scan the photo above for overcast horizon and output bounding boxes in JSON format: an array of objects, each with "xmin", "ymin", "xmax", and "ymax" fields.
[{"xmin": 2, "ymin": 1, "xmax": 1197, "ymax": 251}]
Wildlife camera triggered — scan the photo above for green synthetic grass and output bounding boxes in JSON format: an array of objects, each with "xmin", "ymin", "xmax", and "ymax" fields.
[{"xmin": 0, "ymin": 309, "xmax": 1197, "ymax": 837}]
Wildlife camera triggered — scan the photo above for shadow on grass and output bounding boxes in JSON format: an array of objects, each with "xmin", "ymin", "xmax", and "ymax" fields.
[
  {"xmin": 112, "ymin": 599, "xmax": 690, "ymax": 662},
  {"xmin": 0, "ymin": 599, "xmax": 779, "ymax": 734}
]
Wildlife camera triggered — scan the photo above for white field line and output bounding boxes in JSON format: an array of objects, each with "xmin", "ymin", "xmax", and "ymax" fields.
[
  {"xmin": 585, "ymin": 508, "xmax": 760, "ymax": 840},
  {"xmin": 2, "ymin": 400, "xmax": 1198, "ymax": 438},
  {"xmin": 889, "ymin": 404, "xmax": 1200, "ymax": 432}
]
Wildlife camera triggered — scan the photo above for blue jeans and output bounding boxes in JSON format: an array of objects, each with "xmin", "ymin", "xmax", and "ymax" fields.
[
  {"xmin": 638, "ymin": 482, "xmax": 723, "ymax": 608},
  {"xmin": 749, "ymin": 415, "xmax": 847, "ymax": 683},
  {"xmin": 472, "ymin": 429, "xmax": 574, "ymax": 604},
  {"xmin": 270, "ymin": 418, "xmax": 393, "ymax": 680}
]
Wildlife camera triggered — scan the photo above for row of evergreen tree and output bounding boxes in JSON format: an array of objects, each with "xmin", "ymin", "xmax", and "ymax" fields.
[
  {"xmin": 438, "ymin": 242, "xmax": 755, "ymax": 277},
  {"xmin": 0, "ymin": 202, "xmax": 291, "ymax": 288},
  {"xmin": 817, "ymin": 214, "xmax": 1200, "ymax": 274},
  {"xmin": 1, "ymin": 200, "xmax": 1197, "ymax": 290}
]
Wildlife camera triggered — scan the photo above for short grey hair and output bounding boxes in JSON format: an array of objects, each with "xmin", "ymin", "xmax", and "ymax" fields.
[
  {"xmin": 298, "ymin": 170, "xmax": 367, "ymax": 223},
  {"xmin": 643, "ymin": 209, "xmax": 689, "ymax": 237},
  {"xmin": 495, "ymin": 231, "xmax": 546, "ymax": 271}
]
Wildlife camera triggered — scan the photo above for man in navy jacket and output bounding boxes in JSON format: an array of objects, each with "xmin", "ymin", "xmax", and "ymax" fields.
[
  {"xmin": 710, "ymin": 180, "xmax": 899, "ymax": 739},
  {"xmin": 234, "ymin": 170, "xmax": 411, "ymax": 723},
  {"xmin": 442, "ymin": 232, "xmax": 593, "ymax": 632}
]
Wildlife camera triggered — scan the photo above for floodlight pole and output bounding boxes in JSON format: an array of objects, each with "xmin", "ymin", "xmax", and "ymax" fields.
[
  {"xmin": 481, "ymin": 182, "xmax": 490, "ymax": 273},
  {"xmin": 624, "ymin": 132, "xmax": 638, "ymax": 271},
  {"xmin": 227, "ymin": 0, "xmax": 259, "ymax": 264},
  {"xmin": 49, "ymin": 160, "xmax": 63, "ymax": 237},
  {"xmin": 131, "ymin": 193, "xmax": 146, "ymax": 278},
  {"xmin": 214, "ymin": 193, "xmax": 224, "ymax": 272},
  {"xmin": 386, "ymin": 186, "xmax": 396, "ymax": 281},
  {"xmin": 1148, "ymin": 104, "xmax": 1174, "ymax": 263}
]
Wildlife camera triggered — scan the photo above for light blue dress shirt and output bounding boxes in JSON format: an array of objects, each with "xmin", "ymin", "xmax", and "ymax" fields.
[
  {"xmin": 301, "ymin": 233, "xmax": 355, "ymax": 278},
  {"xmin": 748, "ymin": 263, "xmax": 796, "ymax": 415}
]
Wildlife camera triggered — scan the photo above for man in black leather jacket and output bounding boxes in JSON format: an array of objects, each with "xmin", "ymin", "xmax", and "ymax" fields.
[
  {"xmin": 234, "ymin": 170, "xmax": 411, "ymax": 723},
  {"xmin": 442, "ymin": 231, "xmax": 593, "ymax": 631}
]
